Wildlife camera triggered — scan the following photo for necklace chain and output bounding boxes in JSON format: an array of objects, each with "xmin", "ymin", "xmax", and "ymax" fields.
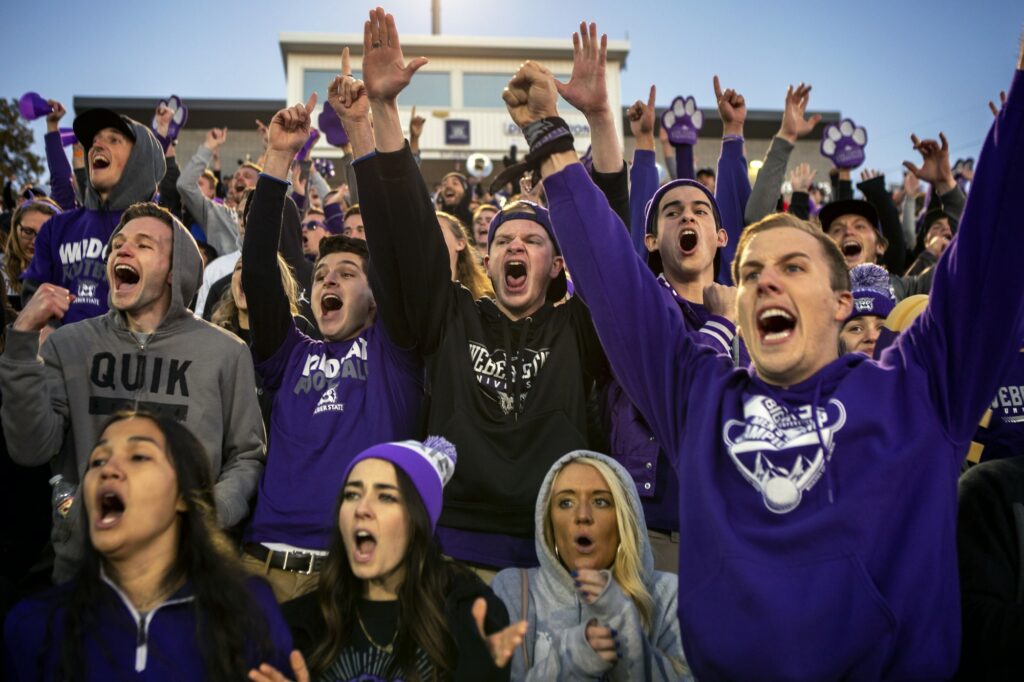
[{"xmin": 356, "ymin": 607, "xmax": 397, "ymax": 654}]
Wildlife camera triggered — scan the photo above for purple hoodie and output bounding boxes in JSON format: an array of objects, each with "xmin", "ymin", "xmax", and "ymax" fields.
[{"xmin": 542, "ymin": 69, "xmax": 1024, "ymax": 680}]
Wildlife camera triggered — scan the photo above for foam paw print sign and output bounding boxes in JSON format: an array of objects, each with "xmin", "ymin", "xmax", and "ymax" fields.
[
  {"xmin": 661, "ymin": 96, "xmax": 703, "ymax": 146},
  {"xmin": 318, "ymin": 107, "xmax": 349, "ymax": 147},
  {"xmin": 820, "ymin": 119, "xmax": 867, "ymax": 169},
  {"xmin": 151, "ymin": 95, "xmax": 188, "ymax": 141}
]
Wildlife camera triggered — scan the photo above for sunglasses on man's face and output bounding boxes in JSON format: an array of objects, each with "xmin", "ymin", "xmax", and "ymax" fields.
[{"xmin": 302, "ymin": 221, "xmax": 327, "ymax": 232}]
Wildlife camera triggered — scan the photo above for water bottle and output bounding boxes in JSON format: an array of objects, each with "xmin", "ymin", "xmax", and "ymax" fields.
[{"xmin": 50, "ymin": 475, "xmax": 76, "ymax": 542}]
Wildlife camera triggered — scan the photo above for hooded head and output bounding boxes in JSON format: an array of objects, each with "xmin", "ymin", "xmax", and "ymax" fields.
[
  {"xmin": 916, "ymin": 207, "xmax": 957, "ymax": 255},
  {"xmin": 643, "ymin": 179, "xmax": 726, "ymax": 282},
  {"xmin": 534, "ymin": 450, "xmax": 656, "ymax": 629},
  {"xmin": 75, "ymin": 110, "xmax": 166, "ymax": 211},
  {"xmin": 106, "ymin": 202, "xmax": 203, "ymax": 329},
  {"xmin": 484, "ymin": 200, "xmax": 567, "ymax": 314}
]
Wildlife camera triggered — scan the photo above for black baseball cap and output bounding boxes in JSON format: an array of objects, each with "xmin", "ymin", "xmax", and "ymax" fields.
[
  {"xmin": 73, "ymin": 108, "xmax": 137, "ymax": 151},
  {"xmin": 818, "ymin": 199, "xmax": 881, "ymax": 235}
]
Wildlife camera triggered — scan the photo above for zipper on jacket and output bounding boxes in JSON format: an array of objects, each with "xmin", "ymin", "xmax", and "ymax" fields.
[{"xmin": 135, "ymin": 612, "xmax": 153, "ymax": 671}]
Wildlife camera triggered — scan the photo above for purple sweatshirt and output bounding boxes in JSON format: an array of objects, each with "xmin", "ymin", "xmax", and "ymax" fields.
[
  {"xmin": 4, "ymin": 575, "xmax": 292, "ymax": 681},
  {"xmin": 542, "ymin": 68, "xmax": 1024, "ymax": 680}
]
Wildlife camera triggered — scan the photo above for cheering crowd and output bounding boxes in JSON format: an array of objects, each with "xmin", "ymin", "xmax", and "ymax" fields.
[{"xmin": 0, "ymin": 6, "xmax": 1022, "ymax": 681}]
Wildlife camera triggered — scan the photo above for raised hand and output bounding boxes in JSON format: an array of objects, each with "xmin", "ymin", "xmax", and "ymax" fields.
[
  {"xmin": 503, "ymin": 61, "xmax": 560, "ymax": 129},
  {"xmin": 903, "ymin": 171, "xmax": 921, "ymax": 198},
  {"xmin": 473, "ymin": 597, "xmax": 528, "ymax": 668},
  {"xmin": 713, "ymin": 75, "xmax": 747, "ymax": 137},
  {"xmin": 204, "ymin": 127, "xmax": 228, "ymax": 152},
  {"xmin": 555, "ymin": 21, "xmax": 610, "ymax": 118},
  {"xmin": 328, "ymin": 47, "xmax": 370, "ymax": 125},
  {"xmin": 987, "ymin": 90, "xmax": 1003, "ymax": 116},
  {"xmin": 13, "ymin": 283, "xmax": 75, "ymax": 333},
  {"xmin": 627, "ymin": 85, "xmax": 657, "ymax": 150},
  {"xmin": 703, "ymin": 283, "xmax": 738, "ymax": 323},
  {"xmin": 572, "ymin": 568, "xmax": 609, "ymax": 604},
  {"xmin": 248, "ymin": 650, "xmax": 310, "ymax": 682},
  {"xmin": 790, "ymin": 162, "xmax": 817, "ymax": 193},
  {"xmin": 409, "ymin": 105, "xmax": 425, "ymax": 139},
  {"xmin": 859, "ymin": 168, "xmax": 881, "ymax": 183},
  {"xmin": 903, "ymin": 132, "xmax": 955, "ymax": 194},
  {"xmin": 362, "ymin": 7, "xmax": 428, "ymax": 102},
  {"xmin": 46, "ymin": 100, "xmax": 66, "ymax": 133},
  {"xmin": 268, "ymin": 94, "xmax": 318, "ymax": 155},
  {"xmin": 153, "ymin": 103, "xmax": 173, "ymax": 138},
  {"xmin": 778, "ymin": 83, "xmax": 822, "ymax": 143},
  {"xmin": 255, "ymin": 119, "xmax": 269, "ymax": 149},
  {"xmin": 585, "ymin": 620, "xmax": 620, "ymax": 664}
]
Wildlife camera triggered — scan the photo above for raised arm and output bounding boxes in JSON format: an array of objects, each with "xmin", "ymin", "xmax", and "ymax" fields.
[
  {"xmin": 628, "ymin": 86, "xmax": 660, "ymax": 258},
  {"xmin": 745, "ymin": 83, "xmax": 821, "ymax": 225},
  {"xmin": 358, "ymin": 9, "xmax": 452, "ymax": 353},
  {"xmin": 242, "ymin": 95, "xmax": 318, "ymax": 363},
  {"xmin": 857, "ymin": 169, "xmax": 907, "ymax": 273},
  {"xmin": 504, "ymin": 61, "xmax": 729, "ymax": 461},
  {"xmin": 897, "ymin": 48, "xmax": 1024, "ymax": 445},
  {"xmin": 44, "ymin": 101, "xmax": 77, "ymax": 211},
  {"xmin": 176, "ymin": 129, "xmax": 241, "ymax": 256},
  {"xmin": 711, "ymin": 75, "xmax": 750, "ymax": 284}
]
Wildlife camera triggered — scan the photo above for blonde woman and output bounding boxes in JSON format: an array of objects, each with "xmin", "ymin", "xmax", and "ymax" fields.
[
  {"xmin": 436, "ymin": 211, "xmax": 494, "ymax": 301},
  {"xmin": 210, "ymin": 254, "xmax": 303, "ymax": 340},
  {"xmin": 492, "ymin": 451, "xmax": 689, "ymax": 681}
]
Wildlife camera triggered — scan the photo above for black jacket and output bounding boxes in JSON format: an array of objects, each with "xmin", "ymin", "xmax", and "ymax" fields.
[{"xmin": 354, "ymin": 146, "xmax": 608, "ymax": 540}]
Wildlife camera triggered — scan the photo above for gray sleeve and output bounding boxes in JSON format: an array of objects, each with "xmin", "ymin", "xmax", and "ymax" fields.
[
  {"xmin": 175, "ymin": 144, "xmax": 241, "ymax": 256},
  {"xmin": 309, "ymin": 169, "xmax": 331, "ymax": 204},
  {"xmin": 744, "ymin": 135, "xmax": 794, "ymax": 226},
  {"xmin": 0, "ymin": 328, "xmax": 68, "ymax": 466},
  {"xmin": 901, "ymin": 193, "xmax": 918, "ymax": 248},
  {"xmin": 891, "ymin": 269, "xmax": 936, "ymax": 301},
  {"xmin": 342, "ymin": 154, "xmax": 359, "ymax": 205},
  {"xmin": 584, "ymin": 573, "xmax": 690, "ymax": 681},
  {"xmin": 212, "ymin": 342, "xmax": 266, "ymax": 527}
]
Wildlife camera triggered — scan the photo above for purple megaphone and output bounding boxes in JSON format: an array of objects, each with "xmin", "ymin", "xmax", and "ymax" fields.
[
  {"xmin": 318, "ymin": 107, "xmax": 349, "ymax": 147},
  {"xmin": 295, "ymin": 129, "xmax": 321, "ymax": 161},
  {"xmin": 19, "ymin": 92, "xmax": 53, "ymax": 120},
  {"xmin": 58, "ymin": 128, "xmax": 78, "ymax": 147}
]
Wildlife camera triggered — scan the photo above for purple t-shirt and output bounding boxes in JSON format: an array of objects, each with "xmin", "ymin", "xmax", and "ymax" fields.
[{"xmin": 245, "ymin": 321, "xmax": 423, "ymax": 549}]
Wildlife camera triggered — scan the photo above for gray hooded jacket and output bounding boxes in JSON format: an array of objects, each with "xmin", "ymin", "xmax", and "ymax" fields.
[
  {"xmin": 82, "ymin": 119, "xmax": 166, "ymax": 212},
  {"xmin": 176, "ymin": 144, "xmax": 241, "ymax": 257},
  {"xmin": 492, "ymin": 451, "xmax": 690, "ymax": 681},
  {"xmin": 0, "ymin": 209, "xmax": 265, "ymax": 581}
]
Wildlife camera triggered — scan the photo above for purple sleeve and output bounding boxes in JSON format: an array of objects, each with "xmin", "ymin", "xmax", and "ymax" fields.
[
  {"xmin": 893, "ymin": 68, "xmax": 1024, "ymax": 445},
  {"xmin": 674, "ymin": 143, "xmax": 694, "ymax": 181},
  {"xmin": 324, "ymin": 201, "xmax": 343, "ymax": 233},
  {"xmin": 546, "ymin": 164, "xmax": 734, "ymax": 464},
  {"xmin": 44, "ymin": 132, "xmax": 76, "ymax": 211},
  {"xmin": 629, "ymin": 149, "xmax": 658, "ymax": 259},
  {"xmin": 714, "ymin": 138, "xmax": 750, "ymax": 285},
  {"xmin": 291, "ymin": 191, "xmax": 306, "ymax": 214}
]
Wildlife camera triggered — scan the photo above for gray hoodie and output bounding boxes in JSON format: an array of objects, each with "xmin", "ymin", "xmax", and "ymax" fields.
[
  {"xmin": 0, "ymin": 208, "xmax": 265, "ymax": 581},
  {"xmin": 492, "ymin": 451, "xmax": 690, "ymax": 681},
  {"xmin": 82, "ymin": 118, "xmax": 167, "ymax": 212},
  {"xmin": 176, "ymin": 144, "xmax": 241, "ymax": 257}
]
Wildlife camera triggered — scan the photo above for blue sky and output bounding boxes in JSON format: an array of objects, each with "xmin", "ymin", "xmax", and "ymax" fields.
[{"xmin": 2, "ymin": 0, "xmax": 1019, "ymax": 182}]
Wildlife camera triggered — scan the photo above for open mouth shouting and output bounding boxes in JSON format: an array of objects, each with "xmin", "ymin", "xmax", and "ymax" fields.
[
  {"xmin": 840, "ymin": 239, "xmax": 863, "ymax": 262},
  {"xmin": 352, "ymin": 529, "xmax": 377, "ymax": 564},
  {"xmin": 90, "ymin": 151, "xmax": 112, "ymax": 173},
  {"xmin": 504, "ymin": 260, "xmax": 528, "ymax": 294},
  {"xmin": 679, "ymin": 228, "xmax": 699, "ymax": 256},
  {"xmin": 320, "ymin": 292, "xmax": 343, "ymax": 315},
  {"xmin": 757, "ymin": 306, "xmax": 797, "ymax": 344},
  {"xmin": 112, "ymin": 263, "xmax": 140, "ymax": 293},
  {"xmin": 573, "ymin": 532, "xmax": 596, "ymax": 556},
  {"xmin": 95, "ymin": 489, "xmax": 126, "ymax": 530}
]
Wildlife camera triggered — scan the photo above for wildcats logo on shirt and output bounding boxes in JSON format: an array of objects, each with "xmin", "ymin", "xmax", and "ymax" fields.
[
  {"xmin": 314, "ymin": 382, "xmax": 344, "ymax": 415},
  {"xmin": 468, "ymin": 342, "xmax": 550, "ymax": 415},
  {"xmin": 723, "ymin": 395, "xmax": 847, "ymax": 514}
]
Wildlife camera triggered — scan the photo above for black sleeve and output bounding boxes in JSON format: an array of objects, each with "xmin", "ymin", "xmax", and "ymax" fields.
[
  {"xmin": 591, "ymin": 162, "xmax": 630, "ymax": 232},
  {"xmin": 355, "ymin": 146, "xmax": 454, "ymax": 354},
  {"xmin": 903, "ymin": 249, "xmax": 937, "ymax": 278},
  {"xmin": 957, "ymin": 460, "xmax": 1024, "ymax": 679},
  {"xmin": 158, "ymin": 156, "xmax": 183, "ymax": 219},
  {"xmin": 830, "ymin": 171, "xmax": 854, "ymax": 202},
  {"xmin": 202, "ymin": 274, "xmax": 232, "ymax": 321},
  {"xmin": 788, "ymin": 191, "xmax": 810, "ymax": 220},
  {"xmin": 279, "ymin": 196, "xmax": 313, "ymax": 297},
  {"xmin": 241, "ymin": 176, "xmax": 294, "ymax": 363},
  {"xmin": 857, "ymin": 175, "xmax": 906, "ymax": 273},
  {"xmin": 447, "ymin": 575, "xmax": 511, "ymax": 682},
  {"xmin": 281, "ymin": 591, "xmax": 327, "ymax": 662}
]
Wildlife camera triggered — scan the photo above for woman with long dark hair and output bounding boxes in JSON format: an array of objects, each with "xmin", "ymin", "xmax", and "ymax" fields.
[
  {"xmin": 251, "ymin": 438, "xmax": 527, "ymax": 682},
  {"xmin": 2, "ymin": 197, "xmax": 61, "ymax": 309},
  {"xmin": 3, "ymin": 410, "xmax": 293, "ymax": 681}
]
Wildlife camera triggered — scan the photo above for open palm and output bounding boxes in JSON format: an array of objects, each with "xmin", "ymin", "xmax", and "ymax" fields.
[{"xmin": 361, "ymin": 7, "xmax": 428, "ymax": 101}]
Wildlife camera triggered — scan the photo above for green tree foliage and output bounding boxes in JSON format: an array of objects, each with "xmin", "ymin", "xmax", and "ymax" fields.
[{"xmin": 0, "ymin": 98, "xmax": 44, "ymax": 185}]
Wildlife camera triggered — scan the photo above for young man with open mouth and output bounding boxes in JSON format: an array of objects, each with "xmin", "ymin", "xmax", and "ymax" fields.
[
  {"xmin": 1, "ymin": 202, "xmax": 265, "ymax": 583},
  {"xmin": 22, "ymin": 108, "xmax": 165, "ymax": 324},
  {"xmin": 505, "ymin": 35, "xmax": 1024, "ymax": 680},
  {"xmin": 337, "ymin": 9, "xmax": 610, "ymax": 576},
  {"xmin": 238, "ymin": 95, "xmax": 423, "ymax": 601}
]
